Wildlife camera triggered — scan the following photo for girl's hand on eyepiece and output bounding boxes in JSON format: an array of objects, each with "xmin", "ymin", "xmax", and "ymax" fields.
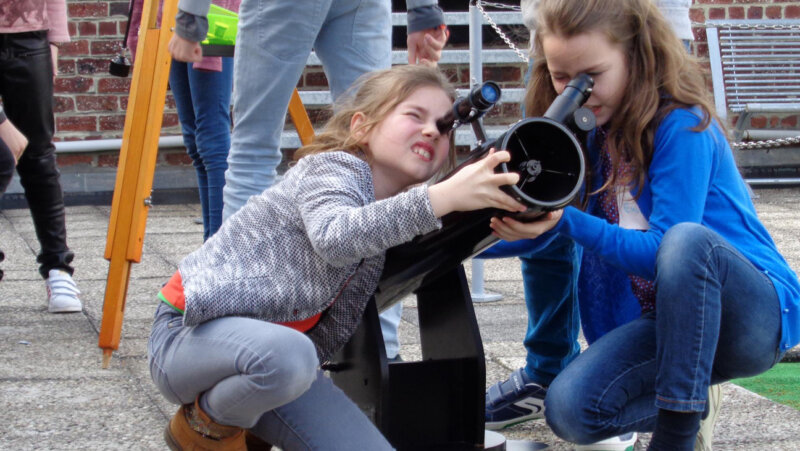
[
  {"xmin": 489, "ymin": 209, "xmax": 563, "ymax": 242},
  {"xmin": 428, "ymin": 148, "xmax": 527, "ymax": 217}
]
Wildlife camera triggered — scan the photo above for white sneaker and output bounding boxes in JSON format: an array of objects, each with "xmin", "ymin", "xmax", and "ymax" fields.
[
  {"xmin": 46, "ymin": 269, "xmax": 82, "ymax": 313},
  {"xmin": 575, "ymin": 432, "xmax": 638, "ymax": 451},
  {"xmin": 695, "ymin": 384, "xmax": 722, "ymax": 451}
]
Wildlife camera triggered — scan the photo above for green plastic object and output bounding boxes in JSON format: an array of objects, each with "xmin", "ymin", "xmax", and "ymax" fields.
[{"xmin": 202, "ymin": 4, "xmax": 238, "ymax": 46}]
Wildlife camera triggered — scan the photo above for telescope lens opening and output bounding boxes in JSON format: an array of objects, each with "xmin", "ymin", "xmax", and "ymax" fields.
[
  {"xmin": 499, "ymin": 119, "xmax": 584, "ymax": 207},
  {"xmin": 479, "ymin": 83, "xmax": 500, "ymax": 104}
]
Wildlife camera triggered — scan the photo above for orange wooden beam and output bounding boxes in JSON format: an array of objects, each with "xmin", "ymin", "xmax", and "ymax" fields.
[{"xmin": 99, "ymin": 0, "xmax": 177, "ymax": 368}]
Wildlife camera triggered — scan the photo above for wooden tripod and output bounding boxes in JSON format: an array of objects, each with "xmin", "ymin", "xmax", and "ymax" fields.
[{"xmin": 98, "ymin": 0, "xmax": 314, "ymax": 367}]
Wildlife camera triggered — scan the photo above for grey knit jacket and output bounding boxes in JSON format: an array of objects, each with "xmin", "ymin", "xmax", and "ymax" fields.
[{"xmin": 179, "ymin": 151, "xmax": 441, "ymax": 361}]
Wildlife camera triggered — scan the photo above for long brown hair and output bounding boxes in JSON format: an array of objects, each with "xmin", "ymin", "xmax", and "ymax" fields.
[
  {"xmin": 526, "ymin": 0, "xmax": 720, "ymax": 195},
  {"xmin": 293, "ymin": 65, "xmax": 457, "ymax": 166}
]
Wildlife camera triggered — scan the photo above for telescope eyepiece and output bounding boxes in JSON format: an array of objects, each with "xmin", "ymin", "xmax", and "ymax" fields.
[
  {"xmin": 453, "ymin": 81, "xmax": 502, "ymax": 123},
  {"xmin": 436, "ymin": 112, "xmax": 456, "ymax": 136},
  {"xmin": 471, "ymin": 82, "xmax": 501, "ymax": 111},
  {"xmin": 543, "ymin": 73, "xmax": 594, "ymax": 125}
]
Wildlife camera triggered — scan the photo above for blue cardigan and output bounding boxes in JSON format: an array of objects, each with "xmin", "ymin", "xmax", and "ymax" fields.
[{"xmin": 485, "ymin": 107, "xmax": 800, "ymax": 351}]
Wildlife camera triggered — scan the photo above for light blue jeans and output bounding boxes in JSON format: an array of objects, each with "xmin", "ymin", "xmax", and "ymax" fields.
[
  {"xmin": 148, "ymin": 303, "xmax": 393, "ymax": 449},
  {"xmin": 544, "ymin": 223, "xmax": 784, "ymax": 445},
  {"xmin": 222, "ymin": 0, "xmax": 391, "ymax": 218}
]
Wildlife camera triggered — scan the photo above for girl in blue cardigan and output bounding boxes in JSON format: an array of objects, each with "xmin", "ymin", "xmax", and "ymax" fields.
[{"xmin": 489, "ymin": 0, "xmax": 800, "ymax": 449}]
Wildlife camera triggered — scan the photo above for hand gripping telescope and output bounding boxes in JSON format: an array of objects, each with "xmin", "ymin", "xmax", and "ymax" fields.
[{"xmin": 330, "ymin": 75, "xmax": 595, "ymax": 450}]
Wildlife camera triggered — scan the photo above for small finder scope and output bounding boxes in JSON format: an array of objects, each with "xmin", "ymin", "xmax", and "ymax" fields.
[{"xmin": 454, "ymin": 81, "xmax": 501, "ymax": 122}]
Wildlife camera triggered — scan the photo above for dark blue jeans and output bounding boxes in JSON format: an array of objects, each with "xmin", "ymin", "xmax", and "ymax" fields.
[
  {"xmin": 479, "ymin": 234, "xmax": 582, "ymax": 386},
  {"xmin": 169, "ymin": 58, "xmax": 233, "ymax": 241},
  {"xmin": 545, "ymin": 223, "xmax": 784, "ymax": 444},
  {"xmin": 520, "ymin": 235, "xmax": 581, "ymax": 385}
]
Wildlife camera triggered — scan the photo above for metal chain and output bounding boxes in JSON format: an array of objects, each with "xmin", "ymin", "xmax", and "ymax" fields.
[
  {"xmin": 701, "ymin": 22, "xmax": 800, "ymax": 31},
  {"xmin": 476, "ymin": 0, "xmax": 520, "ymax": 11},
  {"xmin": 732, "ymin": 136, "xmax": 800, "ymax": 150},
  {"xmin": 475, "ymin": 0, "xmax": 529, "ymax": 63},
  {"xmin": 474, "ymin": 1, "xmax": 800, "ymax": 149}
]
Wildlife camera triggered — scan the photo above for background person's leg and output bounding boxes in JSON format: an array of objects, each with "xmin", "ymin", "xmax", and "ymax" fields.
[
  {"xmin": 1, "ymin": 31, "xmax": 73, "ymax": 277},
  {"xmin": 0, "ymin": 139, "xmax": 14, "ymax": 195},
  {"xmin": 169, "ymin": 61, "xmax": 208, "ymax": 236},
  {"xmin": 223, "ymin": 0, "xmax": 333, "ymax": 220},
  {"xmin": 313, "ymin": 0, "xmax": 391, "ymax": 100},
  {"xmin": 186, "ymin": 57, "xmax": 233, "ymax": 239}
]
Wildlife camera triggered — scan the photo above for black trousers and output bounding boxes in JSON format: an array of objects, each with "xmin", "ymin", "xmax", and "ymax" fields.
[
  {"xmin": 0, "ymin": 30, "xmax": 73, "ymax": 278},
  {"xmin": 0, "ymin": 138, "xmax": 11, "ymax": 282},
  {"xmin": 0, "ymin": 137, "xmax": 14, "ymax": 195}
]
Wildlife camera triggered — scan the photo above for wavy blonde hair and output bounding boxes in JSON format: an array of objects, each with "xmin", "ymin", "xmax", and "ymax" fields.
[
  {"xmin": 526, "ymin": 0, "xmax": 720, "ymax": 195},
  {"xmin": 293, "ymin": 65, "xmax": 457, "ymax": 171}
]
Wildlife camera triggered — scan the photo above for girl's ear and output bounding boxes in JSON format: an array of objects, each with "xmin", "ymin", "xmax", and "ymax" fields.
[{"xmin": 350, "ymin": 112, "xmax": 369, "ymax": 144}]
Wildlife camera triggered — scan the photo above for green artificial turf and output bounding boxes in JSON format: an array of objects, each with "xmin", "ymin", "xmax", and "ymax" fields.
[{"xmin": 732, "ymin": 363, "xmax": 800, "ymax": 411}]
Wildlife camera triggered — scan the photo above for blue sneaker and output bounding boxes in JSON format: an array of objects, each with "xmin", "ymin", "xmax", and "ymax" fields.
[{"xmin": 485, "ymin": 368, "xmax": 547, "ymax": 430}]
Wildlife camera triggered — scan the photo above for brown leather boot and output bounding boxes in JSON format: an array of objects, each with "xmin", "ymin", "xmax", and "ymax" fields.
[{"xmin": 164, "ymin": 398, "xmax": 246, "ymax": 451}]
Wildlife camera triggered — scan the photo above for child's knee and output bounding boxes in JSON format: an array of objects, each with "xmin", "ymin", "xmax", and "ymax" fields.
[
  {"xmin": 545, "ymin": 376, "xmax": 608, "ymax": 445},
  {"xmin": 659, "ymin": 223, "xmax": 711, "ymax": 260},
  {"xmin": 260, "ymin": 331, "xmax": 318, "ymax": 398},
  {"xmin": 544, "ymin": 378, "xmax": 584, "ymax": 442}
]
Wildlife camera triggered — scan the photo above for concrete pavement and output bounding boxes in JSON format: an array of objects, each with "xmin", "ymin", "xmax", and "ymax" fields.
[{"xmin": 2, "ymin": 188, "xmax": 800, "ymax": 450}]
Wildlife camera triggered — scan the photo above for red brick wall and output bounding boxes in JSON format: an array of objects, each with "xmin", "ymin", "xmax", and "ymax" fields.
[
  {"xmin": 689, "ymin": 1, "xmax": 800, "ymax": 135},
  {"xmin": 54, "ymin": 0, "xmax": 800, "ymax": 168},
  {"xmin": 690, "ymin": 0, "xmax": 800, "ymax": 59}
]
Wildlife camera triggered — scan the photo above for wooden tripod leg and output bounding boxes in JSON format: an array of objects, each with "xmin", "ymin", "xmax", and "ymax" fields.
[
  {"xmin": 98, "ymin": 0, "xmax": 177, "ymax": 368},
  {"xmin": 288, "ymin": 89, "xmax": 315, "ymax": 146}
]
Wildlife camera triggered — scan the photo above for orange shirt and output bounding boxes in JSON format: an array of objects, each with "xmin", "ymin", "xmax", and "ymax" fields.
[{"xmin": 158, "ymin": 270, "xmax": 322, "ymax": 332}]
